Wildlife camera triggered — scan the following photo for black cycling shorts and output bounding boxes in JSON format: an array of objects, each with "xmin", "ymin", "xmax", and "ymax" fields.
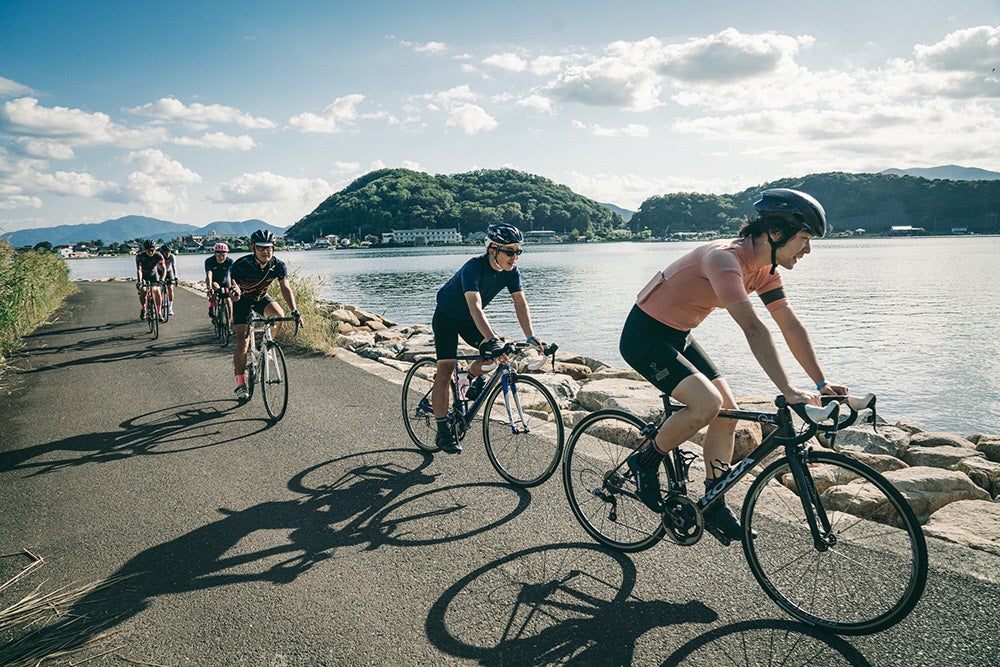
[
  {"xmin": 232, "ymin": 294, "xmax": 275, "ymax": 325},
  {"xmin": 432, "ymin": 308, "xmax": 485, "ymax": 360},
  {"xmin": 619, "ymin": 304, "xmax": 721, "ymax": 395}
]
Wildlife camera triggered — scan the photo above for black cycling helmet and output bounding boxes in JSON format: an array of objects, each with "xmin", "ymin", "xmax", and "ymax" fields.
[
  {"xmin": 753, "ymin": 188, "xmax": 827, "ymax": 239},
  {"xmin": 142, "ymin": 239, "xmax": 155, "ymax": 250},
  {"xmin": 486, "ymin": 223, "xmax": 524, "ymax": 246},
  {"xmin": 158, "ymin": 244, "xmax": 172, "ymax": 254},
  {"xmin": 250, "ymin": 229, "xmax": 276, "ymax": 247}
]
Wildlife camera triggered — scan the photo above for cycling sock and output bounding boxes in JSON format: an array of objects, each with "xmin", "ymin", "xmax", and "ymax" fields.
[
  {"xmin": 636, "ymin": 443, "xmax": 664, "ymax": 467},
  {"xmin": 435, "ymin": 417, "xmax": 450, "ymax": 433},
  {"xmin": 236, "ymin": 374, "xmax": 246, "ymax": 387}
]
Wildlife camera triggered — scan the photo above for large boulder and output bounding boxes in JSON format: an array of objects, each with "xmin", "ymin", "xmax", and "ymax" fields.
[
  {"xmin": 971, "ymin": 434, "xmax": 1000, "ymax": 463},
  {"xmin": 838, "ymin": 450, "xmax": 909, "ymax": 474},
  {"xmin": 529, "ymin": 373, "xmax": 582, "ymax": 411},
  {"xmin": 909, "ymin": 431, "xmax": 978, "ymax": 449},
  {"xmin": 587, "ymin": 367, "xmax": 646, "ymax": 382},
  {"xmin": 924, "ymin": 500, "xmax": 1000, "ymax": 557},
  {"xmin": 881, "ymin": 467, "xmax": 992, "ymax": 523},
  {"xmin": 903, "ymin": 445, "xmax": 985, "ymax": 469},
  {"xmin": 951, "ymin": 457, "xmax": 1000, "ymax": 499},
  {"xmin": 834, "ymin": 424, "xmax": 910, "ymax": 458},
  {"xmin": 573, "ymin": 378, "xmax": 664, "ymax": 422},
  {"xmin": 689, "ymin": 421, "xmax": 762, "ymax": 463}
]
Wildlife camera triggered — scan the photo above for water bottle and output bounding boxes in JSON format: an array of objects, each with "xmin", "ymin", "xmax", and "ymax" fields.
[{"xmin": 456, "ymin": 375, "xmax": 471, "ymax": 400}]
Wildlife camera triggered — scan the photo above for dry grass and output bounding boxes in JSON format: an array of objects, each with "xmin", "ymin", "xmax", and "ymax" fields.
[
  {"xmin": 268, "ymin": 269, "xmax": 342, "ymax": 356},
  {"xmin": 0, "ymin": 550, "xmax": 132, "ymax": 667}
]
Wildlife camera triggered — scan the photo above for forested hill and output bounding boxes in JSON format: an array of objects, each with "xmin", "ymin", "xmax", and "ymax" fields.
[
  {"xmin": 286, "ymin": 168, "xmax": 624, "ymax": 242},
  {"xmin": 630, "ymin": 172, "xmax": 1000, "ymax": 236}
]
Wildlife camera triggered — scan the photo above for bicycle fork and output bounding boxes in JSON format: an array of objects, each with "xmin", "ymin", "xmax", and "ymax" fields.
[
  {"xmin": 499, "ymin": 375, "xmax": 530, "ymax": 435},
  {"xmin": 786, "ymin": 446, "xmax": 837, "ymax": 551}
]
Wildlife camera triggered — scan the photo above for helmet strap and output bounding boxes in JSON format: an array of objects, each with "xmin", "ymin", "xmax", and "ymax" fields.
[{"xmin": 767, "ymin": 231, "xmax": 785, "ymax": 275}]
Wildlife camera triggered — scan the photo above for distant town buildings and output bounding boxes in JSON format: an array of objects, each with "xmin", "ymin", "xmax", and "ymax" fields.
[{"xmin": 386, "ymin": 227, "xmax": 462, "ymax": 245}]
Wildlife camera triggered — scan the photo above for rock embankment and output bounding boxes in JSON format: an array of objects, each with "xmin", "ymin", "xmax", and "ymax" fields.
[{"xmin": 325, "ymin": 302, "xmax": 1000, "ymax": 558}]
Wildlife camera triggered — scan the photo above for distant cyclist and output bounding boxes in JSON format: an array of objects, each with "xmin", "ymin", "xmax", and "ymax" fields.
[
  {"xmin": 229, "ymin": 230, "xmax": 304, "ymax": 400},
  {"xmin": 135, "ymin": 240, "xmax": 166, "ymax": 320},
  {"xmin": 430, "ymin": 223, "xmax": 546, "ymax": 453},
  {"xmin": 159, "ymin": 244, "xmax": 178, "ymax": 316},
  {"xmin": 204, "ymin": 242, "xmax": 234, "ymax": 321},
  {"xmin": 621, "ymin": 188, "xmax": 847, "ymax": 542}
]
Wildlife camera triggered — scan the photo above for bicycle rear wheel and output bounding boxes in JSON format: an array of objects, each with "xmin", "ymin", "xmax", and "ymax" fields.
[
  {"xmin": 742, "ymin": 450, "xmax": 927, "ymax": 635},
  {"xmin": 262, "ymin": 341, "xmax": 289, "ymax": 421},
  {"xmin": 482, "ymin": 374, "xmax": 564, "ymax": 487},
  {"xmin": 401, "ymin": 358, "xmax": 441, "ymax": 452},
  {"xmin": 561, "ymin": 410, "xmax": 666, "ymax": 552}
]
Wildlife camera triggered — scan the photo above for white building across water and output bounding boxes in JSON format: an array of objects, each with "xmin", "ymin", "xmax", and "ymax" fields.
[{"xmin": 388, "ymin": 227, "xmax": 462, "ymax": 244}]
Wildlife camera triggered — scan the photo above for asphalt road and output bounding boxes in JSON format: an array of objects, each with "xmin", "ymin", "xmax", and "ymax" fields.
[{"xmin": 1, "ymin": 281, "xmax": 998, "ymax": 666}]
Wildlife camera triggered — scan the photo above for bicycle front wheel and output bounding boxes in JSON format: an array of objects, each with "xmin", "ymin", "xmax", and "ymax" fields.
[
  {"xmin": 245, "ymin": 349, "xmax": 257, "ymax": 401},
  {"xmin": 146, "ymin": 302, "xmax": 155, "ymax": 334},
  {"xmin": 561, "ymin": 410, "xmax": 665, "ymax": 552},
  {"xmin": 262, "ymin": 342, "xmax": 289, "ymax": 421},
  {"xmin": 220, "ymin": 302, "xmax": 231, "ymax": 347},
  {"xmin": 401, "ymin": 358, "xmax": 441, "ymax": 452},
  {"xmin": 482, "ymin": 374, "xmax": 564, "ymax": 487},
  {"xmin": 150, "ymin": 306, "xmax": 159, "ymax": 339},
  {"xmin": 742, "ymin": 450, "xmax": 927, "ymax": 635}
]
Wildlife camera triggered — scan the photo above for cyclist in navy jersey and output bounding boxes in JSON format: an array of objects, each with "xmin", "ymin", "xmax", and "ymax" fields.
[
  {"xmin": 159, "ymin": 244, "xmax": 178, "ymax": 316},
  {"xmin": 430, "ymin": 223, "xmax": 546, "ymax": 452},
  {"xmin": 204, "ymin": 242, "xmax": 234, "ymax": 321},
  {"xmin": 229, "ymin": 230, "xmax": 303, "ymax": 400},
  {"xmin": 135, "ymin": 240, "xmax": 166, "ymax": 320}
]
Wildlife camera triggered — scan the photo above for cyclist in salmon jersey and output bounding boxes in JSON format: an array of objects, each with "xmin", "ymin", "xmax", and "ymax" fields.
[
  {"xmin": 620, "ymin": 189, "xmax": 847, "ymax": 542},
  {"xmin": 229, "ymin": 229, "xmax": 303, "ymax": 400},
  {"xmin": 135, "ymin": 239, "xmax": 166, "ymax": 320},
  {"xmin": 159, "ymin": 244, "xmax": 178, "ymax": 316},
  {"xmin": 429, "ymin": 223, "xmax": 546, "ymax": 453},
  {"xmin": 204, "ymin": 242, "xmax": 234, "ymax": 321}
]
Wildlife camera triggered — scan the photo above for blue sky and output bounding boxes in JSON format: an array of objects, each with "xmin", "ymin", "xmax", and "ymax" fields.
[{"xmin": 1, "ymin": 0, "xmax": 998, "ymax": 233}]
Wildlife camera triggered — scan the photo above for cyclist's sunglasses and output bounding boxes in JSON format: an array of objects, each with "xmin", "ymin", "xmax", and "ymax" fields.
[{"xmin": 496, "ymin": 247, "xmax": 523, "ymax": 257}]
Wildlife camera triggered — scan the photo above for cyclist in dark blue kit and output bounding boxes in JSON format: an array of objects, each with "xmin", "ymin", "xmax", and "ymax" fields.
[
  {"xmin": 204, "ymin": 242, "xmax": 234, "ymax": 321},
  {"xmin": 430, "ymin": 223, "xmax": 546, "ymax": 452},
  {"xmin": 135, "ymin": 239, "xmax": 165, "ymax": 320},
  {"xmin": 229, "ymin": 230, "xmax": 304, "ymax": 400}
]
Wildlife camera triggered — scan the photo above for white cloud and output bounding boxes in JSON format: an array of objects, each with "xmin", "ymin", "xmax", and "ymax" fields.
[
  {"xmin": 483, "ymin": 52, "xmax": 527, "ymax": 72},
  {"xmin": 516, "ymin": 94, "xmax": 554, "ymax": 114},
  {"xmin": 546, "ymin": 38, "xmax": 664, "ymax": 111},
  {"xmin": 657, "ymin": 28, "xmax": 812, "ymax": 83},
  {"xmin": 530, "ymin": 55, "xmax": 566, "ymax": 76},
  {"xmin": 333, "ymin": 161, "xmax": 361, "ymax": 174},
  {"xmin": 172, "ymin": 132, "xmax": 257, "ymax": 150},
  {"xmin": 12, "ymin": 137, "xmax": 75, "ymax": 160},
  {"xmin": 124, "ymin": 149, "xmax": 201, "ymax": 186},
  {"xmin": 426, "ymin": 84, "xmax": 479, "ymax": 108},
  {"xmin": 130, "ymin": 97, "xmax": 276, "ymax": 129},
  {"xmin": 914, "ymin": 25, "xmax": 1000, "ymax": 73},
  {"xmin": 209, "ymin": 172, "xmax": 332, "ymax": 205},
  {"xmin": 288, "ymin": 94, "xmax": 365, "ymax": 133},
  {"xmin": 1, "ymin": 97, "xmax": 165, "ymax": 148},
  {"xmin": 401, "ymin": 40, "xmax": 447, "ymax": 54},
  {"xmin": 35, "ymin": 170, "xmax": 118, "ymax": 198},
  {"xmin": 446, "ymin": 104, "xmax": 498, "ymax": 134},
  {"xmin": 401, "ymin": 160, "xmax": 421, "ymax": 171},
  {"xmin": 0, "ymin": 76, "xmax": 33, "ymax": 98},
  {"xmin": 567, "ymin": 170, "xmax": 737, "ymax": 210},
  {"xmin": 573, "ymin": 121, "xmax": 649, "ymax": 137}
]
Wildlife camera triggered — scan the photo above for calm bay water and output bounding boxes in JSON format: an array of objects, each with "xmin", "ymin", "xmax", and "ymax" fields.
[{"xmin": 69, "ymin": 237, "xmax": 1000, "ymax": 435}]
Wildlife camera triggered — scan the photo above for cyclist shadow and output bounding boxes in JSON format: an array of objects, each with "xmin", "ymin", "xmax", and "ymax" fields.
[
  {"xmin": 426, "ymin": 543, "xmax": 718, "ymax": 666},
  {"xmin": 660, "ymin": 618, "xmax": 873, "ymax": 666},
  {"xmin": 0, "ymin": 400, "xmax": 272, "ymax": 475}
]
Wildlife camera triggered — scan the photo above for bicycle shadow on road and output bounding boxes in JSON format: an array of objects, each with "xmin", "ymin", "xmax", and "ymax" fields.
[
  {"xmin": 14, "ymin": 331, "xmax": 214, "ymax": 374},
  {"xmin": 0, "ymin": 448, "xmax": 474, "ymax": 664},
  {"xmin": 426, "ymin": 542, "xmax": 718, "ymax": 666},
  {"xmin": 287, "ymin": 448, "xmax": 532, "ymax": 550},
  {"xmin": 660, "ymin": 618, "xmax": 873, "ymax": 666},
  {"xmin": 0, "ymin": 400, "xmax": 274, "ymax": 475}
]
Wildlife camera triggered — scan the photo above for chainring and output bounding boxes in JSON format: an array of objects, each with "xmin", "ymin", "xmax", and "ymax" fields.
[{"xmin": 661, "ymin": 493, "xmax": 704, "ymax": 545}]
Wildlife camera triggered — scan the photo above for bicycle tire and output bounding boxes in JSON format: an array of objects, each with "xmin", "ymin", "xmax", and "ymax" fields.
[
  {"xmin": 482, "ymin": 374, "xmax": 564, "ymax": 487},
  {"xmin": 245, "ymin": 348, "xmax": 257, "ymax": 401},
  {"xmin": 160, "ymin": 291, "xmax": 170, "ymax": 323},
  {"xmin": 150, "ymin": 303, "xmax": 159, "ymax": 339},
  {"xmin": 401, "ymin": 358, "xmax": 441, "ymax": 452},
  {"xmin": 262, "ymin": 342, "xmax": 289, "ymax": 421},
  {"xmin": 742, "ymin": 449, "xmax": 927, "ymax": 635},
  {"xmin": 561, "ymin": 409, "xmax": 666, "ymax": 552},
  {"xmin": 221, "ymin": 302, "xmax": 231, "ymax": 347},
  {"xmin": 146, "ymin": 299, "xmax": 155, "ymax": 334}
]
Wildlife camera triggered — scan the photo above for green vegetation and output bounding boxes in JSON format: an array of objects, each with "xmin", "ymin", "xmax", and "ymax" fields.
[
  {"xmin": 266, "ymin": 270, "xmax": 340, "ymax": 356},
  {"xmin": 287, "ymin": 168, "xmax": 625, "ymax": 243},
  {"xmin": 631, "ymin": 172, "xmax": 1000, "ymax": 237},
  {"xmin": 0, "ymin": 241, "xmax": 76, "ymax": 367}
]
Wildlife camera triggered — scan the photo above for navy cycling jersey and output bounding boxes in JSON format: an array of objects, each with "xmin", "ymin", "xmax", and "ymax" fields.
[
  {"xmin": 204, "ymin": 255, "xmax": 234, "ymax": 284},
  {"xmin": 135, "ymin": 251, "xmax": 165, "ymax": 278},
  {"xmin": 435, "ymin": 254, "xmax": 523, "ymax": 320},
  {"xmin": 229, "ymin": 254, "xmax": 288, "ymax": 300}
]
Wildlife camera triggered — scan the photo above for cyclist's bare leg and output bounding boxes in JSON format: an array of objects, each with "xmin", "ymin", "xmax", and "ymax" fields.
[
  {"xmin": 263, "ymin": 301, "xmax": 285, "ymax": 336},
  {"xmin": 432, "ymin": 359, "xmax": 457, "ymax": 419},
  {"xmin": 233, "ymin": 323, "xmax": 250, "ymax": 376},
  {"xmin": 701, "ymin": 377, "xmax": 738, "ymax": 481},
  {"xmin": 652, "ymin": 373, "xmax": 723, "ymax": 455}
]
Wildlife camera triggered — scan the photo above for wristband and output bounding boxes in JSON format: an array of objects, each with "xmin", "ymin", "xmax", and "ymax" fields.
[
  {"xmin": 526, "ymin": 335, "xmax": 538, "ymax": 344},
  {"xmin": 817, "ymin": 380, "xmax": 828, "ymax": 391}
]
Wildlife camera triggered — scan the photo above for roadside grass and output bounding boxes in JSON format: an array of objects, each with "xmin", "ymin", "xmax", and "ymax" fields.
[
  {"xmin": 0, "ymin": 551, "xmax": 129, "ymax": 667},
  {"xmin": 267, "ymin": 269, "xmax": 342, "ymax": 355},
  {"xmin": 0, "ymin": 241, "xmax": 76, "ymax": 376}
]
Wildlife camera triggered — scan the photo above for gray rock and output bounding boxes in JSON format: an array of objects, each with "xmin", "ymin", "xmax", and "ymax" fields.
[
  {"xmin": 834, "ymin": 424, "xmax": 910, "ymax": 458},
  {"xmin": 909, "ymin": 431, "xmax": 978, "ymax": 449},
  {"xmin": 924, "ymin": 500, "xmax": 1000, "ymax": 556},
  {"xmin": 950, "ymin": 457, "xmax": 1000, "ymax": 498},
  {"xmin": 882, "ymin": 467, "xmax": 991, "ymax": 523},
  {"xmin": 973, "ymin": 435, "xmax": 1000, "ymax": 463},
  {"xmin": 903, "ymin": 445, "xmax": 985, "ymax": 468}
]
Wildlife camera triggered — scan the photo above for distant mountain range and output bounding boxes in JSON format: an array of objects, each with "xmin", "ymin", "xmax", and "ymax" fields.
[
  {"xmin": 599, "ymin": 202, "xmax": 635, "ymax": 222},
  {"xmin": 1, "ymin": 216, "xmax": 286, "ymax": 247},
  {"xmin": 879, "ymin": 165, "xmax": 1000, "ymax": 180}
]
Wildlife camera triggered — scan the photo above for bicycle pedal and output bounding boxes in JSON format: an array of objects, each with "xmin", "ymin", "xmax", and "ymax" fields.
[{"xmin": 704, "ymin": 523, "xmax": 733, "ymax": 547}]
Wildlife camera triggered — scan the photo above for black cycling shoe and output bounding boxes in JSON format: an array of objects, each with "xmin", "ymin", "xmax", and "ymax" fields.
[
  {"xmin": 436, "ymin": 428, "xmax": 462, "ymax": 454},
  {"xmin": 703, "ymin": 502, "xmax": 744, "ymax": 545},
  {"xmin": 626, "ymin": 449, "xmax": 663, "ymax": 512}
]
